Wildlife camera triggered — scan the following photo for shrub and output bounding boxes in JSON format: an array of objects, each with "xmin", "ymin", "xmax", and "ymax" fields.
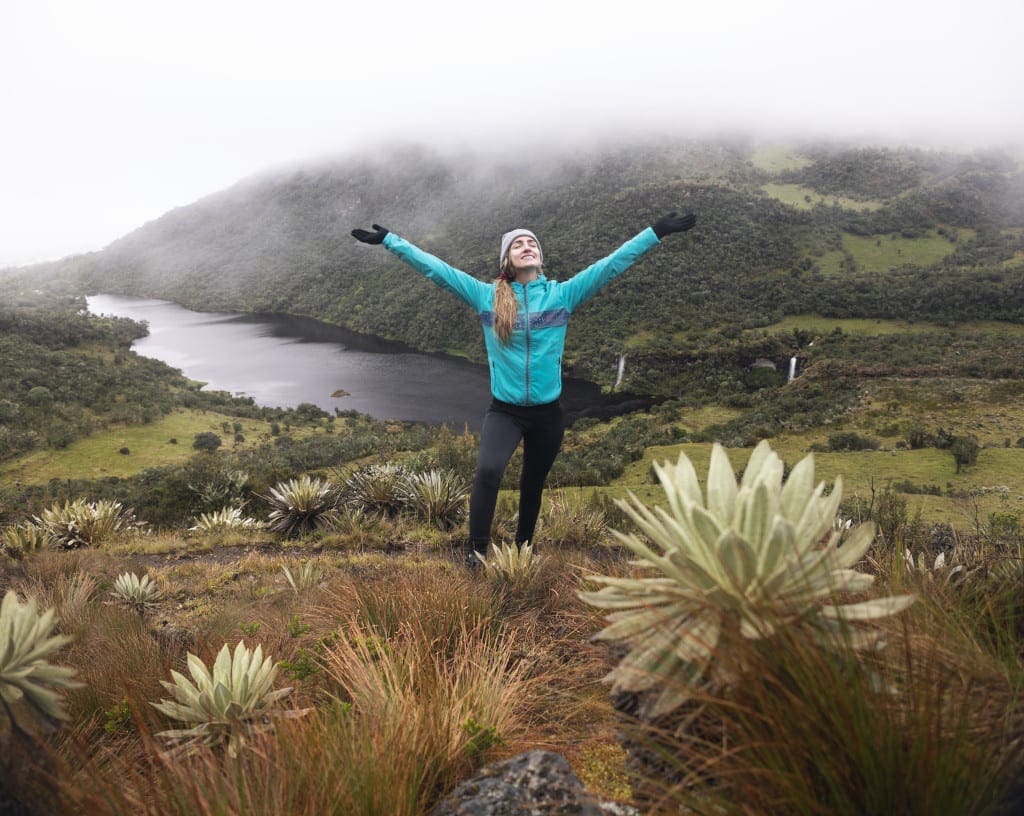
[
  {"xmin": 25, "ymin": 386, "xmax": 54, "ymax": 407},
  {"xmin": 192, "ymin": 432, "xmax": 223, "ymax": 453},
  {"xmin": 827, "ymin": 431, "xmax": 880, "ymax": 452},
  {"xmin": 187, "ymin": 465, "xmax": 250, "ymax": 512},
  {"xmin": 950, "ymin": 434, "xmax": 980, "ymax": 473}
]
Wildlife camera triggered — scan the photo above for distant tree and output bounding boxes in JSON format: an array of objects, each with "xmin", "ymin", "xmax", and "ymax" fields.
[
  {"xmin": 950, "ymin": 435, "xmax": 980, "ymax": 473},
  {"xmin": 192, "ymin": 432, "xmax": 222, "ymax": 453},
  {"xmin": 26, "ymin": 386, "xmax": 54, "ymax": 406},
  {"xmin": 905, "ymin": 425, "xmax": 933, "ymax": 450}
]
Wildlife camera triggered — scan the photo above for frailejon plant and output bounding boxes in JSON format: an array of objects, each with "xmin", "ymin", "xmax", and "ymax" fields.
[
  {"xmin": 110, "ymin": 572, "xmax": 164, "ymax": 612},
  {"xmin": 262, "ymin": 476, "xmax": 340, "ymax": 538},
  {"xmin": 579, "ymin": 440, "xmax": 915, "ymax": 720},
  {"xmin": 190, "ymin": 505, "xmax": 263, "ymax": 533},
  {"xmin": 400, "ymin": 469, "xmax": 469, "ymax": 530},
  {"xmin": 0, "ymin": 590, "xmax": 83, "ymax": 732},
  {"xmin": 35, "ymin": 499, "xmax": 135, "ymax": 549},
  {"xmin": 150, "ymin": 641, "xmax": 307, "ymax": 757},
  {"xmin": 903, "ymin": 549, "xmax": 976, "ymax": 586},
  {"xmin": 281, "ymin": 560, "xmax": 323, "ymax": 595},
  {"xmin": 1, "ymin": 522, "xmax": 48, "ymax": 561},
  {"xmin": 343, "ymin": 463, "xmax": 410, "ymax": 518},
  {"xmin": 479, "ymin": 541, "xmax": 541, "ymax": 582}
]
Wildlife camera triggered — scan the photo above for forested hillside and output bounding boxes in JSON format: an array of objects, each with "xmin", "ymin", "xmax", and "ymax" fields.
[{"xmin": 11, "ymin": 138, "xmax": 1024, "ymax": 392}]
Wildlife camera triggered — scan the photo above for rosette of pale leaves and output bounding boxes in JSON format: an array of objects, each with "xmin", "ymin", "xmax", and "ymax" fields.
[
  {"xmin": 35, "ymin": 499, "xmax": 134, "ymax": 548},
  {"xmin": 343, "ymin": 463, "xmax": 410, "ymax": 518},
  {"xmin": 579, "ymin": 441, "xmax": 914, "ymax": 719},
  {"xmin": 110, "ymin": 572, "xmax": 163, "ymax": 611},
  {"xmin": 1, "ymin": 523, "xmax": 48, "ymax": 561},
  {"xmin": 480, "ymin": 541, "xmax": 541, "ymax": 581},
  {"xmin": 263, "ymin": 476, "xmax": 340, "ymax": 538},
  {"xmin": 1, "ymin": 590, "xmax": 83, "ymax": 729},
  {"xmin": 399, "ymin": 469, "xmax": 469, "ymax": 530},
  {"xmin": 151, "ymin": 641, "xmax": 304, "ymax": 756},
  {"xmin": 190, "ymin": 506, "xmax": 263, "ymax": 533}
]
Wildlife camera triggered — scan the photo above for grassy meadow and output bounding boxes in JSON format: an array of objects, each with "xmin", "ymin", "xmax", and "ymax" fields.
[
  {"xmin": 0, "ymin": 410, "xmax": 282, "ymax": 483},
  {"xmin": 809, "ymin": 228, "xmax": 972, "ymax": 276},
  {"xmin": 748, "ymin": 145, "xmax": 814, "ymax": 173},
  {"xmin": 761, "ymin": 182, "xmax": 885, "ymax": 211}
]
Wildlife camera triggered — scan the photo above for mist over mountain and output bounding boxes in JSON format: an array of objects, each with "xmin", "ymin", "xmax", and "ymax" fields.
[{"xmin": 16, "ymin": 136, "xmax": 1024, "ymax": 392}]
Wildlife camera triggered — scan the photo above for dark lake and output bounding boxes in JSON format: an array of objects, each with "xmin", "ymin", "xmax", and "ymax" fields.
[{"xmin": 86, "ymin": 295, "xmax": 646, "ymax": 431}]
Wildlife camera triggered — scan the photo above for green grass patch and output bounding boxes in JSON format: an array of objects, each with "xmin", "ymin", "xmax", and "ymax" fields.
[
  {"xmin": 1001, "ymin": 250, "xmax": 1024, "ymax": 269},
  {"xmin": 676, "ymin": 405, "xmax": 745, "ymax": 433},
  {"xmin": 805, "ymin": 229, "xmax": 976, "ymax": 277},
  {"xmin": 749, "ymin": 315, "xmax": 1024, "ymax": 337},
  {"xmin": 762, "ymin": 183, "xmax": 884, "ymax": 211},
  {"xmin": 842, "ymin": 230, "xmax": 971, "ymax": 274},
  {"xmin": 0, "ymin": 410, "xmax": 279, "ymax": 483},
  {"xmin": 749, "ymin": 145, "xmax": 813, "ymax": 173},
  {"xmin": 622, "ymin": 329, "xmax": 657, "ymax": 350}
]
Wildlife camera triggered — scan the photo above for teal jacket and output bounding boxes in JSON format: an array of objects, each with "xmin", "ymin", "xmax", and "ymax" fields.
[{"xmin": 383, "ymin": 228, "xmax": 661, "ymax": 406}]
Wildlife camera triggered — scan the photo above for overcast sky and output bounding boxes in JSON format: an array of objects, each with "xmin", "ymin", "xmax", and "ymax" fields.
[{"xmin": 3, "ymin": 0, "xmax": 1022, "ymax": 268}]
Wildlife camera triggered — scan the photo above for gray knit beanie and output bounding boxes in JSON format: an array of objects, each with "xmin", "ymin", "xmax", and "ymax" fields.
[{"xmin": 499, "ymin": 229, "xmax": 543, "ymax": 266}]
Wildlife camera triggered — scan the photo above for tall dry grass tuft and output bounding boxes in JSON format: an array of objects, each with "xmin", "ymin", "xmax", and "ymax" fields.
[
  {"xmin": 61, "ymin": 601, "xmax": 179, "ymax": 731},
  {"xmin": 318, "ymin": 614, "xmax": 535, "ymax": 811},
  {"xmin": 50, "ymin": 692, "xmax": 488, "ymax": 816},
  {"xmin": 623, "ymin": 613, "xmax": 1024, "ymax": 816},
  {"xmin": 314, "ymin": 564, "xmax": 502, "ymax": 643}
]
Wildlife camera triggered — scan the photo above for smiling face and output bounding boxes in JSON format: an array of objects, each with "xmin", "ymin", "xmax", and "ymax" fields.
[{"xmin": 508, "ymin": 235, "xmax": 541, "ymax": 271}]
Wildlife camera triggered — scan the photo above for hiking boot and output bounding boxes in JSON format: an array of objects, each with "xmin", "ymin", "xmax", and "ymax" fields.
[
  {"xmin": 450, "ymin": 542, "xmax": 484, "ymax": 570},
  {"xmin": 464, "ymin": 547, "xmax": 484, "ymax": 570}
]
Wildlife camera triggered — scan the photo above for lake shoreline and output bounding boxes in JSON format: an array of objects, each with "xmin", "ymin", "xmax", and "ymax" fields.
[{"xmin": 87, "ymin": 294, "xmax": 658, "ymax": 430}]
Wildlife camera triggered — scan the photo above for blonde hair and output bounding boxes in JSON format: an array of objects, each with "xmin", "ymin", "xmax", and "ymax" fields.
[
  {"xmin": 492, "ymin": 255, "xmax": 546, "ymax": 344},
  {"xmin": 493, "ymin": 257, "xmax": 519, "ymax": 344}
]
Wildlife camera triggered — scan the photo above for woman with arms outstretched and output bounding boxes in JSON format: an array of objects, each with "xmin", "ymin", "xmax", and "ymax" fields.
[{"xmin": 351, "ymin": 210, "xmax": 696, "ymax": 566}]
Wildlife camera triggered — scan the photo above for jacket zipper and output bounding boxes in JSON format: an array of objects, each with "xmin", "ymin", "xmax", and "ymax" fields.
[{"xmin": 523, "ymin": 284, "xmax": 532, "ymax": 405}]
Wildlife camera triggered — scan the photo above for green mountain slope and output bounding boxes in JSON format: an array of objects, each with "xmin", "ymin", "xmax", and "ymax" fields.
[{"xmin": 22, "ymin": 138, "xmax": 1024, "ymax": 391}]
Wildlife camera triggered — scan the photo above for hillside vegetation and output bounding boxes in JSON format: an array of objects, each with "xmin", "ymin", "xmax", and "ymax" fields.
[{"xmin": 13, "ymin": 138, "xmax": 1024, "ymax": 390}]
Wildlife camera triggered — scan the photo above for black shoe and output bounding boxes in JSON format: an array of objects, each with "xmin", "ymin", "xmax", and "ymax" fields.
[{"xmin": 465, "ymin": 548, "xmax": 484, "ymax": 570}]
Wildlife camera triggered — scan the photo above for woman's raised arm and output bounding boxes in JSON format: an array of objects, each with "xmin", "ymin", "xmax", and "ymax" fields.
[{"xmin": 351, "ymin": 223, "xmax": 491, "ymax": 311}]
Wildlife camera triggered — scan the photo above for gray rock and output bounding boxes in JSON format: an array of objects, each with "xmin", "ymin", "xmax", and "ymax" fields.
[{"xmin": 430, "ymin": 750, "xmax": 640, "ymax": 816}]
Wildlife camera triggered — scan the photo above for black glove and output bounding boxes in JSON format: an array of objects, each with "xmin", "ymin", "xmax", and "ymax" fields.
[
  {"xmin": 652, "ymin": 212, "xmax": 696, "ymax": 239},
  {"xmin": 351, "ymin": 223, "xmax": 389, "ymax": 244}
]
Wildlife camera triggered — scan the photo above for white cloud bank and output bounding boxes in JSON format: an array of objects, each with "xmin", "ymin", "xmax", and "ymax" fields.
[{"xmin": 2, "ymin": 0, "xmax": 1022, "ymax": 267}]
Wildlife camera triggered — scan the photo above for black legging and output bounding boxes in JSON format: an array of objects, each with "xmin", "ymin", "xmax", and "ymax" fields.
[{"xmin": 468, "ymin": 399, "xmax": 565, "ymax": 550}]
